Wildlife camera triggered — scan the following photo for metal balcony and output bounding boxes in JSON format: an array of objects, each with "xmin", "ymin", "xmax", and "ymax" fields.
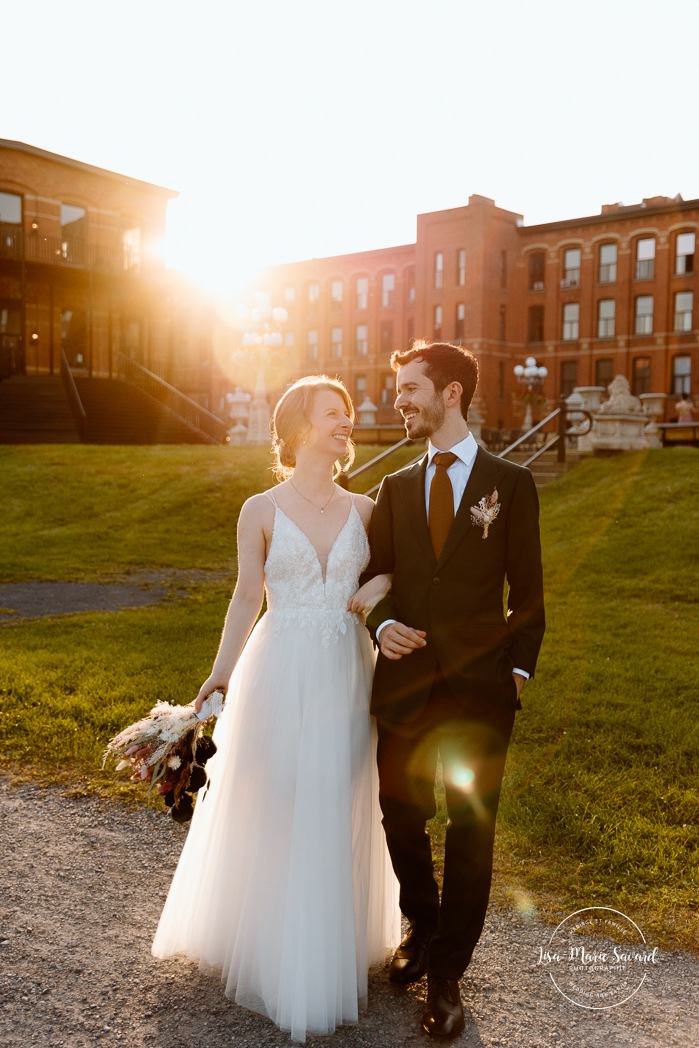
[{"xmin": 0, "ymin": 231, "xmax": 139, "ymax": 273}]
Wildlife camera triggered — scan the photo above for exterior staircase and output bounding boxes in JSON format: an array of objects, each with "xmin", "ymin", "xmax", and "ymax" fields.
[
  {"xmin": 73, "ymin": 378, "xmax": 215, "ymax": 444},
  {"xmin": 0, "ymin": 375, "xmax": 220, "ymax": 445},
  {"xmin": 0, "ymin": 376, "xmax": 80, "ymax": 443},
  {"xmin": 505, "ymin": 447, "xmax": 583, "ymax": 489}
]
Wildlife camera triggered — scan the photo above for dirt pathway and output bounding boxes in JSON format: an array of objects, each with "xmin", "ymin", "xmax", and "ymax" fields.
[{"xmin": 2, "ymin": 777, "xmax": 696, "ymax": 1048}]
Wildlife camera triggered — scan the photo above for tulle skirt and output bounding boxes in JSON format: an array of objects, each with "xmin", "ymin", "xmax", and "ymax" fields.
[{"xmin": 152, "ymin": 610, "xmax": 400, "ymax": 1042}]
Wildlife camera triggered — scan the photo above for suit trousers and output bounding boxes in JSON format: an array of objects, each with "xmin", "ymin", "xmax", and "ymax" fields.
[{"xmin": 376, "ymin": 671, "xmax": 515, "ymax": 979}]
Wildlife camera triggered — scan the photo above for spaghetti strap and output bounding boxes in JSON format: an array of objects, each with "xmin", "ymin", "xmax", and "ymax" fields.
[{"xmin": 264, "ymin": 489, "xmax": 277, "ymax": 507}]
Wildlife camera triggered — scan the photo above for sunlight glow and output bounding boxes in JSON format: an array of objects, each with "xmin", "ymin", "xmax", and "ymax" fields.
[{"xmin": 453, "ymin": 766, "xmax": 476, "ymax": 791}]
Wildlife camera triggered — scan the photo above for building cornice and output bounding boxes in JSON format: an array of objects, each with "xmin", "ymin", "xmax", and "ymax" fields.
[
  {"xmin": 523, "ymin": 197, "xmax": 699, "ymax": 234},
  {"xmin": 0, "ymin": 139, "xmax": 178, "ymax": 198}
]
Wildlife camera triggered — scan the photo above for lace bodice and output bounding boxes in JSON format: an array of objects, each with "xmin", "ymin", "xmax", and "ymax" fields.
[{"xmin": 263, "ymin": 497, "xmax": 370, "ymax": 644}]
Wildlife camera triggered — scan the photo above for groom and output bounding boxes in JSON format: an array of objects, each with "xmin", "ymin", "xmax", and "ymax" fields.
[{"xmin": 363, "ymin": 341, "xmax": 545, "ymax": 1038}]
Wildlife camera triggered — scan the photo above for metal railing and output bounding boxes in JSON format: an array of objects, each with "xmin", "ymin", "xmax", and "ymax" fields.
[
  {"xmin": 60, "ymin": 349, "xmax": 86, "ymax": 438},
  {"xmin": 117, "ymin": 353, "xmax": 229, "ymax": 444},
  {"xmin": 342, "ymin": 398, "xmax": 593, "ymax": 496},
  {"xmin": 0, "ymin": 231, "xmax": 139, "ymax": 273}
]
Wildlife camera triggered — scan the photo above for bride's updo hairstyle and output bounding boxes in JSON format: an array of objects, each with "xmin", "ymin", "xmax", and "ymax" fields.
[{"xmin": 272, "ymin": 375, "xmax": 355, "ymax": 480}]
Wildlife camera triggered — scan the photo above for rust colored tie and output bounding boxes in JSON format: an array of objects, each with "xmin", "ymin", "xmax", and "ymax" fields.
[{"xmin": 429, "ymin": 451, "xmax": 458, "ymax": 558}]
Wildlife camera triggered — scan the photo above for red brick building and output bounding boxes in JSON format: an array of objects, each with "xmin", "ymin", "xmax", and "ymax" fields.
[
  {"xmin": 253, "ymin": 193, "xmax": 698, "ymax": 428},
  {"xmin": 0, "ymin": 140, "xmax": 215, "ymax": 407}
]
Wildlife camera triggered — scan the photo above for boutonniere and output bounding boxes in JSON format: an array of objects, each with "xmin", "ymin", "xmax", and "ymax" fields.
[{"xmin": 470, "ymin": 487, "xmax": 500, "ymax": 539}]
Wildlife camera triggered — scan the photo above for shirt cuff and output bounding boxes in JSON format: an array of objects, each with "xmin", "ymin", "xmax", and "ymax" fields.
[
  {"xmin": 513, "ymin": 668, "xmax": 530, "ymax": 679},
  {"xmin": 376, "ymin": 619, "xmax": 397, "ymax": 641}
]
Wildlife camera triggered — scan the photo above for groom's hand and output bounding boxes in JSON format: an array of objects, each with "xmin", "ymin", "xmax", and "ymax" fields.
[{"xmin": 379, "ymin": 622, "xmax": 427, "ymax": 660}]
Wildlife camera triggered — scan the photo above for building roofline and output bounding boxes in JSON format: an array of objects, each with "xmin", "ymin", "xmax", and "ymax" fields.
[
  {"xmin": 523, "ymin": 196, "xmax": 699, "ymax": 233},
  {"xmin": 0, "ymin": 140, "xmax": 178, "ymax": 198},
  {"xmin": 268, "ymin": 240, "xmax": 416, "ymax": 270}
]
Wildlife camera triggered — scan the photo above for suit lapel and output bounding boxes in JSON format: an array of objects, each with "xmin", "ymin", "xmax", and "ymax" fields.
[
  {"xmin": 396, "ymin": 453, "xmax": 433, "ymax": 559},
  {"xmin": 439, "ymin": 447, "xmax": 501, "ymax": 564}
]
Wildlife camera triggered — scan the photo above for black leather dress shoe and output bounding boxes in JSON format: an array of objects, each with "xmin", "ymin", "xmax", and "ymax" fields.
[
  {"xmin": 388, "ymin": 926, "xmax": 434, "ymax": 984},
  {"xmin": 421, "ymin": 975, "xmax": 465, "ymax": 1039}
]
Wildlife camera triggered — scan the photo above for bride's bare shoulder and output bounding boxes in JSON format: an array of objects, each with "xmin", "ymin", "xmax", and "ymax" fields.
[
  {"xmin": 352, "ymin": 492, "xmax": 376, "ymax": 528},
  {"xmin": 239, "ymin": 490, "xmax": 276, "ymax": 526}
]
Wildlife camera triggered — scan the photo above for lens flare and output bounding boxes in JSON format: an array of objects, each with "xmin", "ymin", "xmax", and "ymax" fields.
[{"xmin": 453, "ymin": 765, "xmax": 475, "ymax": 790}]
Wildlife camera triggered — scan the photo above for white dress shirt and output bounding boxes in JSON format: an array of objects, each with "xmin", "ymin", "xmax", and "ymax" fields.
[{"xmin": 376, "ymin": 433, "xmax": 529, "ymax": 680}]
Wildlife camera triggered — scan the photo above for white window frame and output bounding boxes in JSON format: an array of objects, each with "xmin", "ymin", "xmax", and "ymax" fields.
[{"xmin": 562, "ymin": 302, "xmax": 579, "ymax": 341}]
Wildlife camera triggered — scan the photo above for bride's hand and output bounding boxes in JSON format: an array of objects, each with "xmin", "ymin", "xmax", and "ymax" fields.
[
  {"xmin": 193, "ymin": 676, "xmax": 228, "ymax": 715},
  {"xmin": 347, "ymin": 573, "xmax": 392, "ymax": 615}
]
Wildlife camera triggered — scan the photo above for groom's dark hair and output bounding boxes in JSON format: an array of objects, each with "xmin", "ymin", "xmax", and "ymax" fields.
[{"xmin": 390, "ymin": 340, "xmax": 478, "ymax": 421}]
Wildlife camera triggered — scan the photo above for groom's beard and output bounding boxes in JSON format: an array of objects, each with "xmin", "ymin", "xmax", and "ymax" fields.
[{"xmin": 403, "ymin": 394, "xmax": 446, "ymax": 440}]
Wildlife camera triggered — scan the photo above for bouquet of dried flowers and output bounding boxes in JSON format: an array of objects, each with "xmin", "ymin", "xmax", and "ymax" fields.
[{"xmin": 103, "ymin": 690, "xmax": 225, "ymax": 823}]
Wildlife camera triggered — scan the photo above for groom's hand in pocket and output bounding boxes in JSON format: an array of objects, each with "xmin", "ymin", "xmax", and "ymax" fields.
[{"xmin": 378, "ymin": 622, "xmax": 427, "ymax": 660}]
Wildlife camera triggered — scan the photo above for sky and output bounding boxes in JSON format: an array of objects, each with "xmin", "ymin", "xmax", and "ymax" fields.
[{"xmin": 5, "ymin": 0, "xmax": 699, "ymax": 298}]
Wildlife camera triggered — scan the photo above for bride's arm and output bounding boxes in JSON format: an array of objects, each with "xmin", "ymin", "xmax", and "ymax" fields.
[
  {"xmin": 347, "ymin": 492, "xmax": 392, "ymax": 614},
  {"xmin": 347, "ymin": 572, "xmax": 392, "ymax": 614},
  {"xmin": 193, "ymin": 496, "xmax": 268, "ymax": 713}
]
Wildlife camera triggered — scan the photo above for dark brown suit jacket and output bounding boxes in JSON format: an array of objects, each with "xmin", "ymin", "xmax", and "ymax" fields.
[{"xmin": 364, "ymin": 447, "xmax": 545, "ymax": 723}]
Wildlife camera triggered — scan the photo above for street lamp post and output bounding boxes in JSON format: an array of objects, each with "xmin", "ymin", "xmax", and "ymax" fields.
[
  {"xmin": 241, "ymin": 294, "xmax": 288, "ymax": 445},
  {"xmin": 513, "ymin": 355, "xmax": 548, "ymax": 431}
]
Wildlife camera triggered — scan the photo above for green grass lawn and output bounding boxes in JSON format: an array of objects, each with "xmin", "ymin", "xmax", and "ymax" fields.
[{"xmin": 0, "ymin": 444, "xmax": 697, "ymax": 949}]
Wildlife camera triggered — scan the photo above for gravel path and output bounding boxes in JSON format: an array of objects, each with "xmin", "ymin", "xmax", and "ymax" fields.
[
  {"xmin": 2, "ymin": 777, "xmax": 697, "ymax": 1048},
  {"xmin": 0, "ymin": 572, "xmax": 229, "ymax": 622}
]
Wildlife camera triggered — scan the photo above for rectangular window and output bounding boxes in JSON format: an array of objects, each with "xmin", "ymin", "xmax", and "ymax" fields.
[
  {"xmin": 595, "ymin": 358, "xmax": 613, "ymax": 388},
  {"xmin": 632, "ymin": 356, "xmax": 651, "ymax": 396},
  {"xmin": 284, "ymin": 285, "xmax": 296, "ymax": 303},
  {"xmin": 597, "ymin": 299, "xmax": 615, "ymax": 338},
  {"xmin": 634, "ymin": 295, "xmax": 654, "ymax": 334},
  {"xmin": 380, "ymin": 372, "xmax": 394, "ymax": 405},
  {"xmin": 498, "ymin": 360, "xmax": 505, "ymax": 398},
  {"xmin": 527, "ymin": 304, "xmax": 544, "ymax": 343},
  {"xmin": 308, "ymin": 282, "xmax": 320, "ymax": 303},
  {"xmin": 307, "ymin": 329, "xmax": 319, "ymax": 360},
  {"xmin": 380, "ymin": 320, "xmax": 393, "ymax": 352},
  {"xmin": 675, "ymin": 232, "xmax": 695, "ymax": 275},
  {"xmin": 406, "ymin": 317, "xmax": 414, "ymax": 343},
  {"xmin": 562, "ymin": 302, "xmax": 579, "ymax": 341},
  {"xmin": 635, "ymin": 238, "xmax": 655, "ymax": 280},
  {"xmin": 674, "ymin": 290, "xmax": 693, "ymax": 332},
  {"xmin": 406, "ymin": 269, "xmax": 416, "ymax": 304},
  {"xmin": 529, "ymin": 252, "xmax": 545, "ymax": 290},
  {"xmin": 330, "ymin": 327, "xmax": 342, "ymax": 359},
  {"xmin": 355, "ymin": 375, "xmax": 367, "ymax": 401},
  {"xmin": 0, "ymin": 191, "xmax": 22, "ymax": 225},
  {"xmin": 499, "ymin": 304, "xmax": 506, "ymax": 342},
  {"xmin": 599, "ymin": 242, "xmax": 617, "ymax": 283},
  {"xmin": 560, "ymin": 360, "xmax": 578, "ymax": 397},
  {"xmin": 456, "ymin": 249, "xmax": 466, "ymax": 286},
  {"xmin": 500, "ymin": 250, "xmax": 507, "ymax": 289},
  {"xmin": 434, "ymin": 252, "xmax": 443, "ymax": 290},
  {"xmin": 455, "ymin": 303, "xmax": 466, "ymax": 340},
  {"xmin": 434, "ymin": 304, "xmax": 442, "ymax": 339},
  {"xmin": 672, "ymin": 354, "xmax": 691, "ymax": 396},
  {"xmin": 381, "ymin": 273, "xmax": 395, "ymax": 308},
  {"xmin": 122, "ymin": 227, "xmax": 141, "ymax": 272},
  {"xmin": 284, "ymin": 332, "xmax": 295, "ymax": 349},
  {"xmin": 561, "ymin": 247, "xmax": 581, "ymax": 288},
  {"xmin": 61, "ymin": 204, "xmax": 86, "ymax": 263},
  {"xmin": 355, "ymin": 323, "xmax": 368, "ymax": 356},
  {"xmin": 356, "ymin": 277, "xmax": 368, "ymax": 310},
  {"xmin": 0, "ymin": 191, "xmax": 22, "ymax": 258},
  {"xmin": 330, "ymin": 279, "xmax": 343, "ymax": 304}
]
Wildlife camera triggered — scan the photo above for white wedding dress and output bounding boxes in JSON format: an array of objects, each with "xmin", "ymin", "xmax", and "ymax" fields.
[{"xmin": 152, "ymin": 492, "xmax": 399, "ymax": 1042}]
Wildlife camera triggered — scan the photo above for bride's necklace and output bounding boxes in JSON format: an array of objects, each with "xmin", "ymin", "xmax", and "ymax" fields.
[{"xmin": 290, "ymin": 479, "xmax": 337, "ymax": 514}]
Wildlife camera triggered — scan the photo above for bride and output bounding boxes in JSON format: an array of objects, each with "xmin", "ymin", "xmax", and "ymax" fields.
[{"xmin": 152, "ymin": 375, "xmax": 400, "ymax": 1042}]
